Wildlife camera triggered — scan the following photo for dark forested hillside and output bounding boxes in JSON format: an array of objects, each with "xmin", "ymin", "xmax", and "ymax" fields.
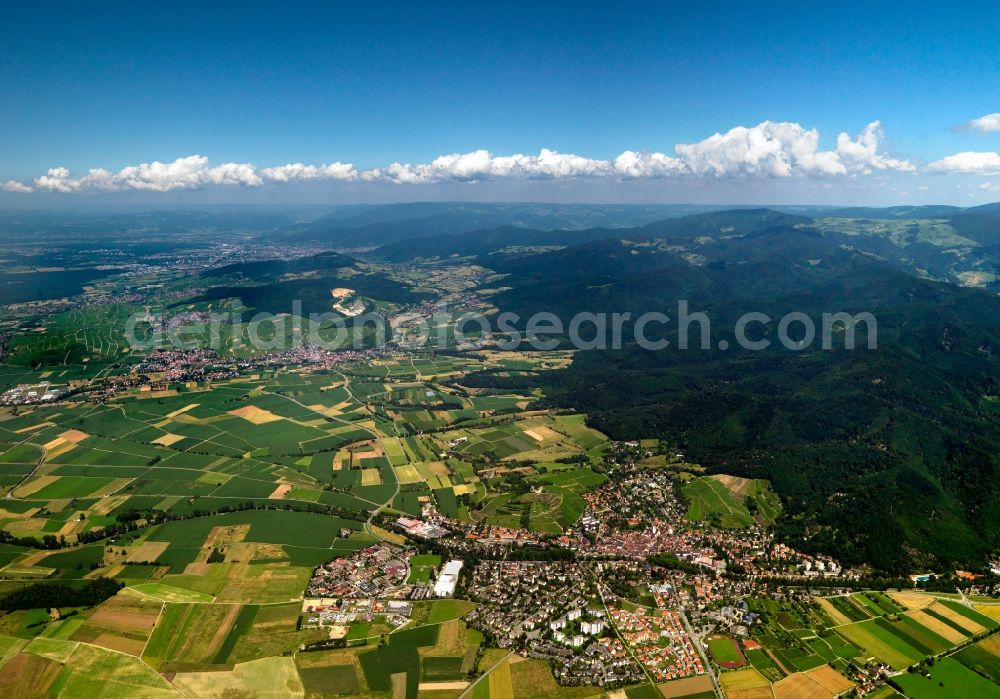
[
  {"xmin": 181, "ymin": 251, "xmax": 430, "ymax": 315},
  {"xmin": 475, "ymin": 216, "xmax": 1000, "ymax": 572}
]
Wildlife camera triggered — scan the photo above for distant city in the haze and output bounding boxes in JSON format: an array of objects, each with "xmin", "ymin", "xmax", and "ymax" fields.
[{"xmin": 3, "ymin": 4, "xmax": 1000, "ymax": 699}]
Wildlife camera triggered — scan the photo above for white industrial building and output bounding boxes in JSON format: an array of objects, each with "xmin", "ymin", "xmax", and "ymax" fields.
[{"xmin": 433, "ymin": 560, "xmax": 464, "ymax": 597}]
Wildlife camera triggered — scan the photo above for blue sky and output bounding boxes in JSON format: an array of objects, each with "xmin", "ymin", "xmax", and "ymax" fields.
[{"xmin": 2, "ymin": 1, "xmax": 1000, "ymax": 205}]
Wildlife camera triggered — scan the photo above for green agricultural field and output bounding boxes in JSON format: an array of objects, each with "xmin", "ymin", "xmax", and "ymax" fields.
[
  {"xmin": 956, "ymin": 636, "xmax": 1000, "ymax": 684},
  {"xmin": 144, "ymin": 509, "xmax": 363, "ymax": 571},
  {"xmin": 299, "ymin": 664, "xmax": 361, "ymax": 695},
  {"xmin": 894, "ymin": 657, "xmax": 1000, "ymax": 698},
  {"xmin": 835, "ymin": 618, "xmax": 924, "ymax": 669},
  {"xmin": 53, "ymin": 643, "xmax": 179, "ymax": 697},
  {"xmin": 142, "ymin": 602, "xmax": 254, "ymax": 671},
  {"xmin": 745, "ymin": 648, "xmax": 782, "ymax": 681}
]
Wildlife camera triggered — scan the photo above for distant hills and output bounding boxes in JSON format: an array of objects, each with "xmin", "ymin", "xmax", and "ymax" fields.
[
  {"xmin": 179, "ymin": 251, "xmax": 429, "ymax": 316},
  {"xmin": 368, "ymin": 204, "xmax": 1000, "ymax": 293}
]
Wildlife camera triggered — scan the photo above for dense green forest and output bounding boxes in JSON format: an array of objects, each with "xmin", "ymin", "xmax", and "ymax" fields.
[{"xmin": 0, "ymin": 578, "xmax": 123, "ymax": 612}]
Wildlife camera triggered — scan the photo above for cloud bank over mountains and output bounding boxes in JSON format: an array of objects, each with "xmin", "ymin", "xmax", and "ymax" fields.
[{"xmin": 2, "ymin": 119, "xmax": 995, "ymax": 194}]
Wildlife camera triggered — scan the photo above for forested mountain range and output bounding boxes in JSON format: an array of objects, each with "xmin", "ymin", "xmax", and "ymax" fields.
[{"xmin": 364, "ymin": 205, "xmax": 1000, "ymax": 572}]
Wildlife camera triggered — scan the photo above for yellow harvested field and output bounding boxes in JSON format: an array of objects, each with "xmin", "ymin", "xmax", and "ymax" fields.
[
  {"xmin": 15, "ymin": 423, "xmax": 53, "ymax": 433},
  {"xmin": 418, "ymin": 681, "xmax": 470, "ymax": 691},
  {"xmin": 125, "ymin": 540, "xmax": 170, "ymax": 563},
  {"xmin": 360, "ymin": 469, "xmax": 383, "ymax": 486},
  {"xmin": 488, "ymin": 660, "xmax": 514, "ymax": 699},
  {"xmin": 907, "ymin": 610, "xmax": 969, "ymax": 644},
  {"xmin": 151, "ymin": 433, "xmax": 184, "ymax": 446},
  {"xmin": 888, "ymin": 591, "xmax": 935, "ymax": 610},
  {"xmin": 929, "ymin": 601, "xmax": 985, "ymax": 634},
  {"xmin": 166, "ymin": 403, "xmax": 199, "ymax": 418},
  {"xmin": 726, "ymin": 688, "xmax": 774, "ymax": 699},
  {"xmin": 817, "ymin": 598, "xmax": 852, "ymax": 626},
  {"xmin": 453, "ymin": 484, "xmax": 475, "ymax": 496},
  {"xmin": 59, "ymin": 429, "xmax": 90, "ymax": 443},
  {"xmin": 89, "ymin": 495, "xmax": 128, "ymax": 516},
  {"xmin": 720, "ymin": 668, "xmax": 771, "ymax": 692},
  {"xmin": 42, "ymin": 436, "xmax": 67, "ymax": 451},
  {"xmin": 393, "ymin": 464, "xmax": 423, "ymax": 484},
  {"xmin": 773, "ymin": 673, "xmax": 829, "ymax": 699},
  {"xmin": 521, "ymin": 425, "xmax": 560, "ymax": 442},
  {"xmin": 269, "ymin": 483, "xmax": 292, "ymax": 499},
  {"xmin": 308, "ymin": 404, "xmax": 344, "ymax": 418},
  {"xmin": 13, "ymin": 475, "xmax": 58, "ymax": 498},
  {"xmin": 973, "ymin": 604, "xmax": 1000, "ymax": 622},
  {"xmin": 658, "ymin": 675, "xmax": 714, "ymax": 698},
  {"xmin": 228, "ymin": 405, "xmax": 283, "ymax": 424},
  {"xmin": 805, "ymin": 666, "xmax": 854, "ymax": 694}
]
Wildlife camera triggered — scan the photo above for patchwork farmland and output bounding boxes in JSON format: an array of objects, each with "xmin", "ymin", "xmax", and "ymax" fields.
[{"xmin": 0, "ymin": 350, "xmax": 631, "ymax": 698}]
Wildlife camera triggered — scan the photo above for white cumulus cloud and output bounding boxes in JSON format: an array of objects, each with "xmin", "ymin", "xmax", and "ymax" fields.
[
  {"xmin": 671, "ymin": 120, "xmax": 912, "ymax": 178},
  {"xmin": 259, "ymin": 162, "xmax": 357, "ymax": 182},
  {"xmin": 967, "ymin": 113, "xmax": 1000, "ymax": 133},
  {"xmin": 361, "ymin": 149, "xmax": 612, "ymax": 184},
  {"xmin": 612, "ymin": 150, "xmax": 686, "ymax": 178},
  {"xmin": 2, "ymin": 120, "xmax": 921, "ymax": 193},
  {"xmin": 835, "ymin": 121, "xmax": 915, "ymax": 174},
  {"xmin": 32, "ymin": 156, "xmax": 261, "ymax": 192},
  {"xmin": 926, "ymin": 151, "xmax": 1000, "ymax": 175},
  {"xmin": 674, "ymin": 121, "xmax": 845, "ymax": 177},
  {"xmin": 1, "ymin": 180, "xmax": 33, "ymax": 193}
]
